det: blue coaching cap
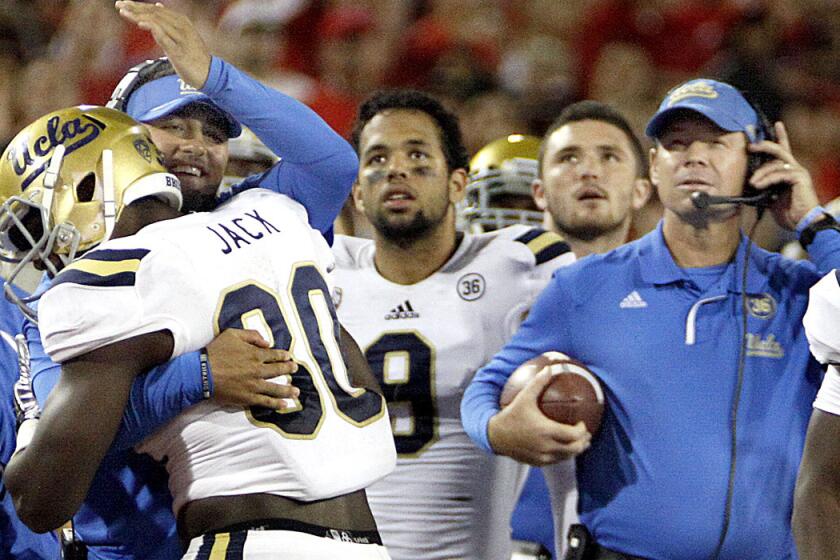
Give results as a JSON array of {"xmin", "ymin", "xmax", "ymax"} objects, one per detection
[
  {"xmin": 645, "ymin": 79, "xmax": 764, "ymax": 143},
  {"xmin": 125, "ymin": 74, "xmax": 242, "ymax": 138}
]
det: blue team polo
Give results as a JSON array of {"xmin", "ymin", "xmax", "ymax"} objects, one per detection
[{"xmin": 463, "ymin": 221, "xmax": 840, "ymax": 559}]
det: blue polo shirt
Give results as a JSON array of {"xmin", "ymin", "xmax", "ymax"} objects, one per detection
[{"xmin": 462, "ymin": 221, "xmax": 840, "ymax": 559}]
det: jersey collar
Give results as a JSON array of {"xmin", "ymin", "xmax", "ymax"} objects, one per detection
[{"xmin": 638, "ymin": 221, "xmax": 769, "ymax": 295}]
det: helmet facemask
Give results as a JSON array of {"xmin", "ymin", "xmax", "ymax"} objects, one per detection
[
  {"xmin": 0, "ymin": 145, "xmax": 84, "ymax": 321},
  {"xmin": 459, "ymin": 135, "xmax": 544, "ymax": 233},
  {"xmin": 0, "ymin": 106, "xmax": 182, "ymax": 322}
]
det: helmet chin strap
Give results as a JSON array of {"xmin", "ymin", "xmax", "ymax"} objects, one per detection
[{"xmin": 102, "ymin": 149, "xmax": 116, "ymax": 241}]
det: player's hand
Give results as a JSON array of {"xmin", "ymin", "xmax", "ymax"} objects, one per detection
[
  {"xmin": 115, "ymin": 1, "xmax": 212, "ymax": 88},
  {"xmin": 12, "ymin": 335, "xmax": 41, "ymax": 428},
  {"xmin": 206, "ymin": 329, "xmax": 300, "ymax": 410},
  {"xmin": 488, "ymin": 369, "xmax": 591, "ymax": 466},
  {"xmin": 748, "ymin": 121, "xmax": 819, "ymax": 230}
]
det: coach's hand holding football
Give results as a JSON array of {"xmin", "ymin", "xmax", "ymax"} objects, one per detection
[
  {"xmin": 488, "ymin": 368, "xmax": 591, "ymax": 466},
  {"xmin": 116, "ymin": 0, "xmax": 212, "ymax": 88}
]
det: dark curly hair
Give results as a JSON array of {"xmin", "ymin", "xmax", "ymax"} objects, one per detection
[{"xmin": 351, "ymin": 90, "xmax": 469, "ymax": 172}]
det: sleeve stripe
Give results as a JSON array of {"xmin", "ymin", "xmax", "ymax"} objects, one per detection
[
  {"xmin": 514, "ymin": 228, "xmax": 572, "ymax": 265},
  {"xmin": 82, "ymin": 248, "xmax": 150, "ymax": 262},
  {"xmin": 514, "ymin": 228, "xmax": 546, "ymax": 245},
  {"xmin": 50, "ymin": 269, "xmax": 137, "ymax": 288},
  {"xmin": 62, "ymin": 258, "xmax": 142, "ymax": 277},
  {"xmin": 533, "ymin": 241, "xmax": 572, "ymax": 265},
  {"xmin": 50, "ymin": 248, "xmax": 150, "ymax": 289},
  {"xmin": 526, "ymin": 232, "xmax": 561, "ymax": 256},
  {"xmin": 525, "ymin": 233, "xmax": 573, "ymax": 266}
]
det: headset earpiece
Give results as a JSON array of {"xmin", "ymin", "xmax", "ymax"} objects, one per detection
[
  {"xmin": 107, "ymin": 57, "xmax": 172, "ymax": 113},
  {"xmin": 740, "ymin": 91, "xmax": 789, "ymax": 205},
  {"xmin": 745, "ymin": 95, "xmax": 776, "ymax": 178}
]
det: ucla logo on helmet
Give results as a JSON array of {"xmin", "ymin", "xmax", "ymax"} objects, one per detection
[
  {"xmin": 8, "ymin": 115, "xmax": 105, "ymax": 190},
  {"xmin": 133, "ymin": 139, "xmax": 152, "ymax": 163}
]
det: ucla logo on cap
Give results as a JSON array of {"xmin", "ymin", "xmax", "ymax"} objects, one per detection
[
  {"xmin": 177, "ymin": 78, "xmax": 200, "ymax": 96},
  {"xmin": 666, "ymin": 81, "xmax": 719, "ymax": 106}
]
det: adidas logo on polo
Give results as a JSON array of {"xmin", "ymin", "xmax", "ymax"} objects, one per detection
[
  {"xmin": 619, "ymin": 291, "xmax": 647, "ymax": 309},
  {"xmin": 385, "ymin": 300, "xmax": 420, "ymax": 320}
]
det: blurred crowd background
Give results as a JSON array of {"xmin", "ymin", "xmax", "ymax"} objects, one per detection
[{"xmin": 4, "ymin": 0, "xmax": 840, "ymax": 206}]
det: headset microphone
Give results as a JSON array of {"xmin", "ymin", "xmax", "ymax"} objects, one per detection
[{"xmin": 690, "ymin": 184, "xmax": 789, "ymax": 210}]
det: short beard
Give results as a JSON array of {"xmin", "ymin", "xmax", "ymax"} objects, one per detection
[
  {"xmin": 372, "ymin": 211, "xmax": 435, "ymax": 249},
  {"xmin": 552, "ymin": 215, "xmax": 623, "ymax": 242},
  {"xmin": 182, "ymin": 190, "xmax": 218, "ymax": 213}
]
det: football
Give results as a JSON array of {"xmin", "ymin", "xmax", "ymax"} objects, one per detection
[{"xmin": 500, "ymin": 351, "xmax": 605, "ymax": 434}]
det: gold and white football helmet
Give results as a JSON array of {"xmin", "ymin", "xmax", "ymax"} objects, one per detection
[
  {"xmin": 461, "ymin": 134, "xmax": 543, "ymax": 232},
  {"xmin": 0, "ymin": 105, "xmax": 181, "ymax": 319}
]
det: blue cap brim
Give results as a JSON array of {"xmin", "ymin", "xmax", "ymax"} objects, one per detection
[
  {"xmin": 126, "ymin": 76, "xmax": 242, "ymax": 138},
  {"xmin": 645, "ymin": 79, "xmax": 763, "ymax": 142},
  {"xmin": 134, "ymin": 96, "xmax": 242, "ymax": 139},
  {"xmin": 645, "ymin": 103, "xmax": 746, "ymax": 139}
]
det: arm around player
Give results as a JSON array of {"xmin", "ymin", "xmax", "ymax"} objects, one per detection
[
  {"xmin": 7, "ymin": 330, "xmax": 175, "ymax": 531},
  {"xmin": 116, "ymin": 328, "xmax": 300, "ymax": 449},
  {"xmin": 8, "ymin": 321, "xmax": 301, "ymax": 531},
  {"xmin": 24, "ymin": 297, "xmax": 299, "ymax": 452}
]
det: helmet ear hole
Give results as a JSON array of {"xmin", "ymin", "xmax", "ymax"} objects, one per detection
[{"xmin": 76, "ymin": 173, "xmax": 96, "ymax": 203}]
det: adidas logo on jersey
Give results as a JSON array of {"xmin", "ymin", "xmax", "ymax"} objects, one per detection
[
  {"xmin": 385, "ymin": 300, "xmax": 420, "ymax": 320},
  {"xmin": 619, "ymin": 290, "xmax": 647, "ymax": 308}
]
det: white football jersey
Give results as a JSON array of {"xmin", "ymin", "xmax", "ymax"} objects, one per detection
[
  {"xmin": 40, "ymin": 188, "xmax": 396, "ymax": 515},
  {"xmin": 332, "ymin": 226, "xmax": 575, "ymax": 560},
  {"xmin": 804, "ymin": 270, "xmax": 840, "ymax": 415}
]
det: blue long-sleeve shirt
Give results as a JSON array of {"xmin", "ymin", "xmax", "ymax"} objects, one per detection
[
  {"xmin": 0, "ymin": 284, "xmax": 59, "ymax": 560},
  {"xmin": 25, "ymin": 56, "xmax": 357, "ymax": 560},
  {"xmin": 207, "ymin": 56, "xmax": 357, "ymax": 236},
  {"xmin": 462, "ymin": 219, "xmax": 840, "ymax": 560}
]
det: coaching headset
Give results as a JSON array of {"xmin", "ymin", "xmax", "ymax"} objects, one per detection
[
  {"xmin": 690, "ymin": 99, "xmax": 789, "ymax": 211},
  {"xmin": 107, "ymin": 57, "xmax": 174, "ymax": 112},
  {"xmin": 107, "ymin": 57, "xmax": 241, "ymax": 138},
  {"xmin": 646, "ymin": 79, "xmax": 790, "ymax": 213},
  {"xmin": 645, "ymin": 79, "xmax": 790, "ymax": 560}
]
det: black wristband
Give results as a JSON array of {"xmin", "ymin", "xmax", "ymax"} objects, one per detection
[
  {"xmin": 800, "ymin": 212, "xmax": 840, "ymax": 249},
  {"xmin": 199, "ymin": 348, "xmax": 212, "ymax": 399}
]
